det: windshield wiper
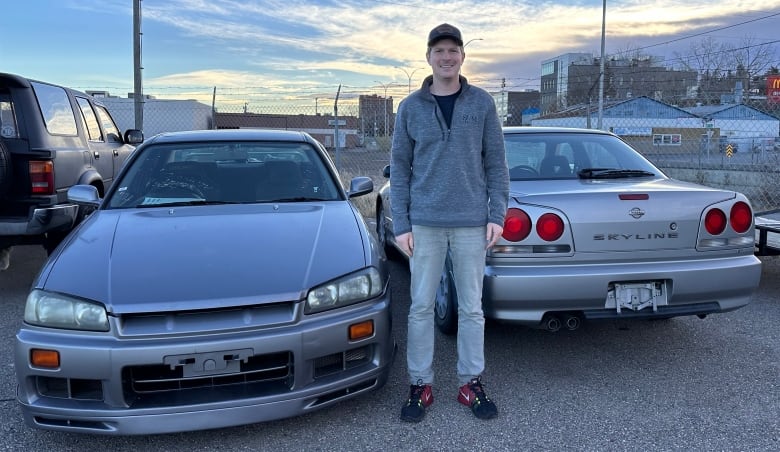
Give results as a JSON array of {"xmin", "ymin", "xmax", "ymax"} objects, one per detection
[
  {"xmin": 262, "ymin": 196, "xmax": 330, "ymax": 203},
  {"xmin": 577, "ymin": 168, "xmax": 656, "ymax": 179},
  {"xmin": 136, "ymin": 200, "xmax": 240, "ymax": 208}
]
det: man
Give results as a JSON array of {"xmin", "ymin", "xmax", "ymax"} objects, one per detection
[{"xmin": 390, "ymin": 23, "xmax": 509, "ymax": 422}]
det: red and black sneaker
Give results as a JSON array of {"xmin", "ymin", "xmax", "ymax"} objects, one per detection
[
  {"xmin": 400, "ymin": 381, "xmax": 433, "ymax": 422},
  {"xmin": 458, "ymin": 376, "xmax": 498, "ymax": 420}
]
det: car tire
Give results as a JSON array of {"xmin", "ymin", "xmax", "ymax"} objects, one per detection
[
  {"xmin": 0, "ymin": 140, "xmax": 11, "ymax": 196},
  {"xmin": 376, "ymin": 203, "xmax": 401, "ymax": 260},
  {"xmin": 434, "ymin": 252, "xmax": 458, "ymax": 335}
]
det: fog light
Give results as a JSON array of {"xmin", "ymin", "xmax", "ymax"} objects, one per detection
[
  {"xmin": 31, "ymin": 349, "xmax": 60, "ymax": 368},
  {"xmin": 349, "ymin": 320, "xmax": 374, "ymax": 341}
]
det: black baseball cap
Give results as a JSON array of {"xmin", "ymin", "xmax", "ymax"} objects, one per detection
[{"xmin": 427, "ymin": 23, "xmax": 463, "ymax": 47}]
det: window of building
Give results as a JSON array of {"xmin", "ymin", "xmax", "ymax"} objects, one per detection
[{"xmin": 653, "ymin": 134, "xmax": 682, "ymax": 146}]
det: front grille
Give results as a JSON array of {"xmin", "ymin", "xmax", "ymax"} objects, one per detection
[
  {"xmin": 314, "ymin": 345, "xmax": 372, "ymax": 378},
  {"xmin": 122, "ymin": 351, "xmax": 293, "ymax": 408},
  {"xmin": 35, "ymin": 376, "xmax": 103, "ymax": 401},
  {"xmin": 117, "ymin": 302, "xmax": 297, "ymax": 336}
]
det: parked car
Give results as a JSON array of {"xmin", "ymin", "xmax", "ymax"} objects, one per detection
[
  {"xmin": 14, "ymin": 129, "xmax": 394, "ymax": 435},
  {"xmin": 377, "ymin": 127, "xmax": 761, "ymax": 333},
  {"xmin": 0, "ymin": 73, "xmax": 143, "ymax": 269}
]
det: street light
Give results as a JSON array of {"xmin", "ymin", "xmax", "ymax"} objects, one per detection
[
  {"xmin": 395, "ymin": 67, "xmax": 424, "ymax": 93},
  {"xmin": 463, "ymin": 38, "xmax": 483, "ymax": 48},
  {"xmin": 374, "ymin": 81, "xmax": 396, "ymax": 137}
]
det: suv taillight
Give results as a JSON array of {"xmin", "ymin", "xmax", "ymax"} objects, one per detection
[{"xmin": 29, "ymin": 161, "xmax": 54, "ymax": 195}]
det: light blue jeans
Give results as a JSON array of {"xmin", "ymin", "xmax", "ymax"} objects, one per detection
[{"xmin": 407, "ymin": 225, "xmax": 487, "ymax": 386}]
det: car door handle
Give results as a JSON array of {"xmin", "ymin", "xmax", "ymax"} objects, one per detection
[
  {"xmin": 93, "ymin": 151, "xmax": 100, "ymax": 159},
  {"xmin": 113, "ymin": 149, "xmax": 119, "ymax": 156}
]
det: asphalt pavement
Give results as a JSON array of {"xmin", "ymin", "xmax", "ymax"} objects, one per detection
[{"xmin": 0, "ymin": 245, "xmax": 778, "ymax": 451}]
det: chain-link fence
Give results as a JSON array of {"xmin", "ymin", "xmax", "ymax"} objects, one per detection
[{"xmin": 101, "ymin": 89, "xmax": 780, "ymax": 218}]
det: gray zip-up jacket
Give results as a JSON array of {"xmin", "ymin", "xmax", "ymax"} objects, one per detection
[{"xmin": 390, "ymin": 75, "xmax": 509, "ymax": 236}]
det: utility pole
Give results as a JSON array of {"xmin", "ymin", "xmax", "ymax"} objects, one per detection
[
  {"xmin": 133, "ymin": 0, "xmax": 143, "ymax": 131},
  {"xmin": 501, "ymin": 77, "xmax": 506, "ymax": 126},
  {"xmin": 597, "ymin": 0, "xmax": 607, "ymax": 129},
  {"xmin": 334, "ymin": 85, "xmax": 341, "ymax": 169}
]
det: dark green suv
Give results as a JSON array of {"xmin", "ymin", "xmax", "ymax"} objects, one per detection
[{"xmin": 0, "ymin": 73, "xmax": 143, "ymax": 269}]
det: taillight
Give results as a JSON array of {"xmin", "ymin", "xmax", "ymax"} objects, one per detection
[
  {"xmin": 502, "ymin": 208, "xmax": 532, "ymax": 242},
  {"xmin": 29, "ymin": 161, "xmax": 54, "ymax": 195},
  {"xmin": 536, "ymin": 213, "xmax": 565, "ymax": 241},
  {"xmin": 704, "ymin": 208, "xmax": 727, "ymax": 235},
  {"xmin": 729, "ymin": 201, "xmax": 752, "ymax": 233}
]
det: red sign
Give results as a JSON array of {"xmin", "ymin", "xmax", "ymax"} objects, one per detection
[{"xmin": 769, "ymin": 75, "xmax": 780, "ymax": 103}]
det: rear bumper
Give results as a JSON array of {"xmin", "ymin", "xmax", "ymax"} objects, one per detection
[
  {"xmin": 0, "ymin": 204, "xmax": 78, "ymax": 240},
  {"xmin": 482, "ymin": 253, "xmax": 762, "ymax": 326}
]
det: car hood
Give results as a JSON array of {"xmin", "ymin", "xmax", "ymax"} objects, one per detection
[{"xmin": 40, "ymin": 203, "xmax": 368, "ymax": 314}]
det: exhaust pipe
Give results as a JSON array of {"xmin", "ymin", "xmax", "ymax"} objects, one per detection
[
  {"xmin": 543, "ymin": 315, "xmax": 561, "ymax": 332},
  {"xmin": 564, "ymin": 314, "xmax": 581, "ymax": 331}
]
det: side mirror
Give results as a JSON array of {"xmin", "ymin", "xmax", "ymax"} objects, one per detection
[
  {"xmin": 348, "ymin": 176, "xmax": 373, "ymax": 198},
  {"xmin": 67, "ymin": 184, "xmax": 101, "ymax": 207},
  {"xmin": 382, "ymin": 165, "xmax": 390, "ymax": 179},
  {"xmin": 124, "ymin": 129, "xmax": 144, "ymax": 145}
]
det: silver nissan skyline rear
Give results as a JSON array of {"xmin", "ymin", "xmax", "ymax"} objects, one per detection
[{"xmin": 376, "ymin": 127, "xmax": 761, "ymax": 333}]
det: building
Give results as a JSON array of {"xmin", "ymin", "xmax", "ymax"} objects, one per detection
[
  {"xmin": 504, "ymin": 90, "xmax": 541, "ymax": 126},
  {"xmin": 214, "ymin": 112, "xmax": 361, "ymax": 149},
  {"xmin": 540, "ymin": 53, "xmax": 592, "ymax": 114},
  {"xmin": 531, "ymin": 95, "xmax": 779, "ymax": 155},
  {"xmin": 540, "ymin": 53, "xmax": 698, "ymax": 115},
  {"xmin": 358, "ymin": 94, "xmax": 394, "ymax": 138},
  {"xmin": 88, "ymin": 91, "xmax": 213, "ymax": 138}
]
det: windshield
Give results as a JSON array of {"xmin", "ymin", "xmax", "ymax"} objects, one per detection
[
  {"xmin": 505, "ymin": 132, "xmax": 662, "ymax": 180},
  {"xmin": 105, "ymin": 141, "xmax": 342, "ymax": 209}
]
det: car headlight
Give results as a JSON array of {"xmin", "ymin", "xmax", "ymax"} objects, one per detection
[
  {"xmin": 24, "ymin": 289, "xmax": 109, "ymax": 331},
  {"xmin": 305, "ymin": 267, "xmax": 383, "ymax": 314}
]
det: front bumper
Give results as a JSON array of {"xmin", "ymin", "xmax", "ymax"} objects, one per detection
[
  {"xmin": 14, "ymin": 294, "xmax": 393, "ymax": 435},
  {"xmin": 482, "ymin": 253, "xmax": 761, "ymax": 326}
]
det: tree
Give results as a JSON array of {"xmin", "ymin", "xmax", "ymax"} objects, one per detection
[
  {"xmin": 674, "ymin": 36, "xmax": 777, "ymax": 105},
  {"xmin": 728, "ymin": 37, "xmax": 777, "ymax": 96}
]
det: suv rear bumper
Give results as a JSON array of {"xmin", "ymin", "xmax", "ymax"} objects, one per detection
[{"xmin": 0, "ymin": 204, "xmax": 78, "ymax": 238}]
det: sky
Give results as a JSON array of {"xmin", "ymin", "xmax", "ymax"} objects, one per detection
[{"xmin": 2, "ymin": 0, "xmax": 780, "ymax": 112}]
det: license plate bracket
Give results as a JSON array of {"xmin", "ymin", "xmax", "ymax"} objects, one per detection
[
  {"xmin": 605, "ymin": 281, "xmax": 668, "ymax": 313},
  {"xmin": 164, "ymin": 348, "xmax": 253, "ymax": 377}
]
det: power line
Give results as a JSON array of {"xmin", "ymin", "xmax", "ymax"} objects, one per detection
[{"xmin": 621, "ymin": 10, "xmax": 780, "ymax": 54}]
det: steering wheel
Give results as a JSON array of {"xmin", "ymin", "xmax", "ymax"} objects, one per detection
[{"xmin": 510, "ymin": 165, "xmax": 538, "ymax": 179}]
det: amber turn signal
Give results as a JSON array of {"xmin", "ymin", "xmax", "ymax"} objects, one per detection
[
  {"xmin": 30, "ymin": 349, "xmax": 60, "ymax": 368},
  {"xmin": 348, "ymin": 320, "xmax": 374, "ymax": 341}
]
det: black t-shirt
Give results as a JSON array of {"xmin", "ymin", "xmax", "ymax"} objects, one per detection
[{"xmin": 433, "ymin": 88, "xmax": 462, "ymax": 129}]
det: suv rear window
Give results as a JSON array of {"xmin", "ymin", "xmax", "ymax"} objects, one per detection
[
  {"xmin": 31, "ymin": 81, "xmax": 78, "ymax": 136},
  {"xmin": 0, "ymin": 91, "xmax": 18, "ymax": 139}
]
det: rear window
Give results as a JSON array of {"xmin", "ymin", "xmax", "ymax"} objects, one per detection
[
  {"xmin": 505, "ymin": 132, "xmax": 659, "ymax": 180},
  {"xmin": 31, "ymin": 81, "xmax": 78, "ymax": 136},
  {"xmin": 0, "ymin": 91, "xmax": 19, "ymax": 138}
]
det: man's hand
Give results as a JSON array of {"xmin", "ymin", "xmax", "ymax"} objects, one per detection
[
  {"xmin": 396, "ymin": 232, "xmax": 414, "ymax": 257},
  {"xmin": 486, "ymin": 222, "xmax": 503, "ymax": 249}
]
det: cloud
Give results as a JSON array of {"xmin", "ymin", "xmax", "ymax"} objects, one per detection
[{"xmin": 86, "ymin": 0, "xmax": 780, "ymax": 105}]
